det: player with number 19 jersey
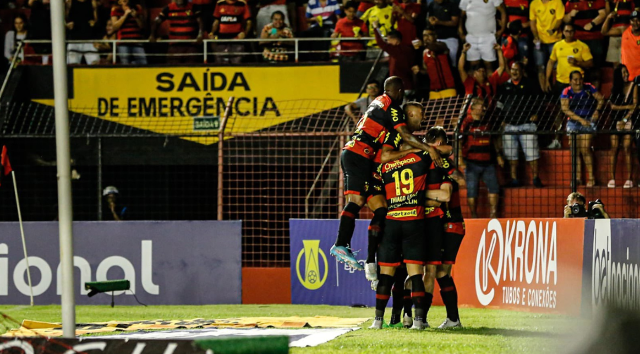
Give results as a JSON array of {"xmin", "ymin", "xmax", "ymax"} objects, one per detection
[{"xmin": 377, "ymin": 150, "xmax": 434, "ymax": 266}]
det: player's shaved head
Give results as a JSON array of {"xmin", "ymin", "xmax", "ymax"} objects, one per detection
[
  {"xmin": 404, "ymin": 101, "xmax": 424, "ymax": 132},
  {"xmin": 384, "ymin": 76, "xmax": 405, "ymax": 102}
]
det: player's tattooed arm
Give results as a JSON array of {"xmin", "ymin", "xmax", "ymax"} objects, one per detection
[{"xmin": 396, "ymin": 125, "xmax": 443, "ymax": 166}]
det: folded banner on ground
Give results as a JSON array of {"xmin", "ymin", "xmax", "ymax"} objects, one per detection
[{"xmin": 2, "ymin": 317, "xmax": 369, "ymax": 337}]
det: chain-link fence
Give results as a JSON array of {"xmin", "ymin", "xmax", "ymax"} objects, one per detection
[{"xmin": 1, "ymin": 94, "xmax": 639, "ymax": 266}]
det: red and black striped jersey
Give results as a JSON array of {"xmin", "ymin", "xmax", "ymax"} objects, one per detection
[
  {"xmin": 460, "ymin": 120, "xmax": 494, "ymax": 164},
  {"xmin": 160, "ymin": 2, "xmax": 201, "ymax": 40},
  {"xmin": 442, "ymin": 158, "xmax": 463, "ymax": 223},
  {"xmin": 213, "ymin": 0, "xmax": 252, "ymax": 38},
  {"xmin": 565, "ymin": 0, "xmax": 606, "ymax": 40},
  {"xmin": 344, "ymin": 94, "xmax": 407, "ymax": 161},
  {"xmin": 424, "ymin": 157, "xmax": 455, "ymax": 219},
  {"xmin": 382, "ymin": 151, "xmax": 433, "ymax": 221},
  {"xmin": 111, "ymin": 5, "xmax": 144, "ymax": 40},
  {"xmin": 504, "ymin": 0, "xmax": 530, "ymax": 36},
  {"xmin": 612, "ymin": 0, "xmax": 636, "ymax": 28}
]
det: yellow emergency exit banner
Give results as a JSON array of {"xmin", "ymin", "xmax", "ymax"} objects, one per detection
[{"xmin": 33, "ymin": 66, "xmax": 357, "ymax": 145}]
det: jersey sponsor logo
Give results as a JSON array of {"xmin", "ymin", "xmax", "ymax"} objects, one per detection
[
  {"xmin": 220, "ymin": 15, "xmax": 239, "ymax": 22},
  {"xmin": 383, "ymin": 156, "xmax": 416, "ymax": 171},
  {"xmin": 475, "ymin": 219, "xmax": 558, "ymax": 308},
  {"xmin": 391, "ymin": 108, "xmax": 399, "ymax": 122},
  {"xmin": 387, "ymin": 209, "xmax": 418, "ymax": 218},
  {"xmin": 296, "ymin": 239, "xmax": 328, "ymax": 290}
]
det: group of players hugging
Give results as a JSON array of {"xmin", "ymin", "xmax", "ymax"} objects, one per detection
[{"xmin": 330, "ymin": 76, "xmax": 465, "ymax": 330}]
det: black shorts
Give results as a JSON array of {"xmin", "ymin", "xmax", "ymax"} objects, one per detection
[
  {"xmin": 341, "ymin": 150, "xmax": 383, "ymax": 198},
  {"xmin": 424, "ymin": 217, "xmax": 444, "ymax": 265},
  {"xmin": 377, "ymin": 219, "xmax": 427, "ymax": 266},
  {"xmin": 442, "ymin": 222, "xmax": 465, "ymax": 264}
]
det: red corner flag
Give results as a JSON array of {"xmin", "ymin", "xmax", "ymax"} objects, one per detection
[{"xmin": 1, "ymin": 145, "xmax": 13, "ymax": 186}]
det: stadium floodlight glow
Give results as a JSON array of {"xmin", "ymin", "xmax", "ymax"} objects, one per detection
[{"xmin": 85, "ymin": 280, "xmax": 131, "ymax": 307}]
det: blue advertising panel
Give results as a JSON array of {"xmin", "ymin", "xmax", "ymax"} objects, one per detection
[
  {"xmin": 289, "ymin": 219, "xmax": 377, "ymax": 306},
  {"xmin": 581, "ymin": 219, "xmax": 640, "ymax": 316},
  {"xmin": 0, "ymin": 221, "xmax": 242, "ymax": 305}
]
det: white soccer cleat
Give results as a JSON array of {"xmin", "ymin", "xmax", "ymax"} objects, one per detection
[
  {"xmin": 402, "ymin": 314, "xmax": 413, "ymax": 328},
  {"xmin": 368, "ymin": 319, "xmax": 384, "ymax": 329},
  {"xmin": 437, "ymin": 318, "xmax": 462, "ymax": 329},
  {"xmin": 365, "ymin": 263, "xmax": 378, "ymax": 281},
  {"xmin": 410, "ymin": 319, "xmax": 428, "ymax": 330}
]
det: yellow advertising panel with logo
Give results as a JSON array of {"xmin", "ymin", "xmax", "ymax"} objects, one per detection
[{"xmin": 33, "ymin": 66, "xmax": 357, "ymax": 145}]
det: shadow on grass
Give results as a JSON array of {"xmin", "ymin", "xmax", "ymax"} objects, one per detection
[{"xmin": 451, "ymin": 327, "xmax": 562, "ymax": 338}]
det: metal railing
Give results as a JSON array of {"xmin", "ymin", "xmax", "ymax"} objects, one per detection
[{"xmin": 19, "ymin": 37, "xmax": 378, "ymax": 65}]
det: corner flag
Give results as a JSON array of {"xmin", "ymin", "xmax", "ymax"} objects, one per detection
[{"xmin": 1, "ymin": 145, "xmax": 12, "ymax": 186}]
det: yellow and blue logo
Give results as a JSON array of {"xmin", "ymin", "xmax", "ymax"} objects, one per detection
[{"xmin": 296, "ymin": 240, "xmax": 328, "ymax": 290}]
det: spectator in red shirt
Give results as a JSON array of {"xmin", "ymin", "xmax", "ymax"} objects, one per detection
[
  {"xmin": 211, "ymin": 0, "xmax": 251, "ymax": 64},
  {"xmin": 150, "ymin": 0, "xmax": 204, "ymax": 64},
  {"xmin": 111, "ymin": 0, "xmax": 146, "ymax": 64},
  {"xmin": 331, "ymin": 1, "xmax": 365, "ymax": 61},
  {"xmin": 392, "ymin": 0, "xmax": 420, "ymax": 46},
  {"xmin": 501, "ymin": 20, "xmax": 527, "ymax": 67},
  {"xmin": 412, "ymin": 27, "xmax": 457, "ymax": 99},
  {"xmin": 458, "ymin": 42, "xmax": 507, "ymax": 100},
  {"xmin": 373, "ymin": 21, "xmax": 416, "ymax": 92}
]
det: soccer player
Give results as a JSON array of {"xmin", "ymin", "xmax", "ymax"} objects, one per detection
[
  {"xmin": 330, "ymin": 77, "xmax": 442, "ymax": 271},
  {"xmin": 369, "ymin": 103, "xmax": 434, "ymax": 330},
  {"xmin": 436, "ymin": 157, "xmax": 466, "ymax": 328}
]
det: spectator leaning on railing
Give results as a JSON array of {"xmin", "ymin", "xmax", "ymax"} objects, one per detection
[
  {"xmin": 427, "ymin": 0, "xmax": 460, "ymax": 67},
  {"xmin": 607, "ymin": 64, "xmax": 638, "ymax": 188},
  {"xmin": 563, "ymin": 0, "xmax": 606, "ymax": 87},
  {"xmin": 66, "ymin": 0, "xmax": 100, "ymax": 65},
  {"xmin": 211, "ymin": 0, "xmax": 252, "ymax": 64},
  {"xmin": 256, "ymin": 0, "xmax": 290, "ymax": 39},
  {"xmin": 111, "ymin": 0, "xmax": 147, "ymax": 64},
  {"xmin": 412, "ymin": 27, "xmax": 456, "ymax": 100},
  {"xmin": 150, "ymin": 0, "xmax": 203, "ymax": 64},
  {"xmin": 560, "ymin": 70, "xmax": 604, "ymax": 187},
  {"xmin": 601, "ymin": 1, "xmax": 635, "ymax": 68},
  {"xmin": 529, "ymin": 0, "xmax": 564, "ymax": 94},
  {"xmin": 332, "ymin": 1, "xmax": 365, "ymax": 61},
  {"xmin": 4, "ymin": 13, "xmax": 28, "ymax": 64},
  {"xmin": 259, "ymin": 10, "xmax": 293, "ymax": 62},
  {"xmin": 545, "ymin": 23, "xmax": 593, "ymax": 96},
  {"xmin": 498, "ymin": 61, "xmax": 544, "ymax": 188},
  {"xmin": 192, "ymin": 0, "xmax": 215, "ymax": 35},
  {"xmin": 94, "ymin": 18, "xmax": 116, "ymax": 64}
]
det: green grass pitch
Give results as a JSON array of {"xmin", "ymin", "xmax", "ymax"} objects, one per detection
[{"xmin": 0, "ymin": 304, "xmax": 572, "ymax": 353}]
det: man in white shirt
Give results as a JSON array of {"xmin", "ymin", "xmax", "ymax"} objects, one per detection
[{"xmin": 458, "ymin": 0, "xmax": 506, "ymax": 73}]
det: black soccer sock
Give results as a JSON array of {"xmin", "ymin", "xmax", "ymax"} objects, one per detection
[
  {"xmin": 375, "ymin": 274, "xmax": 394, "ymax": 319},
  {"xmin": 437, "ymin": 275, "xmax": 459, "ymax": 322},
  {"xmin": 366, "ymin": 208, "xmax": 387, "ymax": 263},
  {"xmin": 390, "ymin": 284, "xmax": 403, "ymax": 324},
  {"xmin": 403, "ymin": 289, "xmax": 413, "ymax": 318},
  {"xmin": 409, "ymin": 275, "xmax": 426, "ymax": 322},
  {"xmin": 424, "ymin": 292, "xmax": 434, "ymax": 318},
  {"xmin": 335, "ymin": 202, "xmax": 361, "ymax": 247}
]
